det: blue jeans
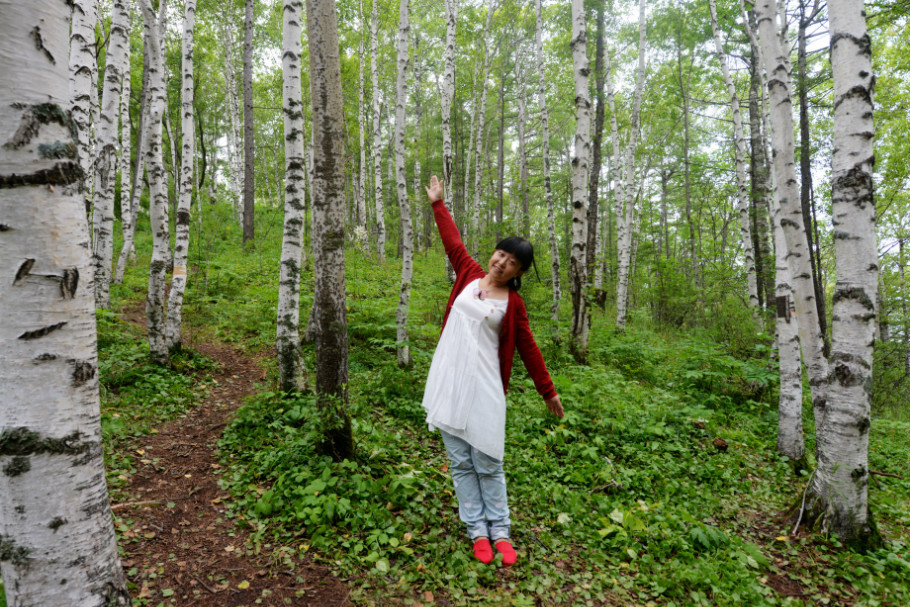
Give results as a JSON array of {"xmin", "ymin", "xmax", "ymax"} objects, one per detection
[{"xmin": 440, "ymin": 430, "xmax": 511, "ymax": 541}]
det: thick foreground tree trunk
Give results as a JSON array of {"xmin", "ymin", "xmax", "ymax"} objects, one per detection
[
  {"xmin": 306, "ymin": 0, "xmax": 353, "ymax": 461},
  {"xmin": 0, "ymin": 4, "xmax": 130, "ymax": 605}
]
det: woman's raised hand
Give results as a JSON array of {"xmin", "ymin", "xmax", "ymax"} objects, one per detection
[{"xmin": 425, "ymin": 175, "xmax": 444, "ymax": 203}]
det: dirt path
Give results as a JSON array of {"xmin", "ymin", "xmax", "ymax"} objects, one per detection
[{"xmin": 111, "ymin": 338, "xmax": 350, "ymax": 607}]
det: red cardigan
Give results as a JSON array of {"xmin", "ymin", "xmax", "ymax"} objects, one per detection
[{"xmin": 432, "ymin": 199, "xmax": 557, "ymax": 401}]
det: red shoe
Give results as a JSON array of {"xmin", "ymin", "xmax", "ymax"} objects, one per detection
[
  {"xmin": 472, "ymin": 538, "xmax": 494, "ymax": 564},
  {"xmin": 495, "ymin": 539, "xmax": 517, "ymax": 567}
]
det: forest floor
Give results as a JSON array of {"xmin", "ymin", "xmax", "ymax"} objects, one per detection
[{"xmin": 109, "ymin": 306, "xmax": 350, "ymax": 607}]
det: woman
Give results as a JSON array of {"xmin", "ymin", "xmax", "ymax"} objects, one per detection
[{"xmin": 421, "ymin": 175, "xmax": 563, "ymax": 567}]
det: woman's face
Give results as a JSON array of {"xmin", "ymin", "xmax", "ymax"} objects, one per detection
[{"xmin": 487, "ymin": 249, "xmax": 524, "ymax": 285}]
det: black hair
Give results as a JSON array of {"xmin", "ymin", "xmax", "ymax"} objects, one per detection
[{"xmin": 494, "ymin": 236, "xmax": 540, "ymax": 291}]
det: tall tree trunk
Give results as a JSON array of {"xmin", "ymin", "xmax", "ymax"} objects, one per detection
[
  {"xmin": 461, "ymin": 58, "xmax": 477, "ymax": 237},
  {"xmin": 755, "ymin": 0, "xmax": 829, "ymax": 430},
  {"xmin": 569, "ymin": 0, "xmax": 591, "ymax": 362},
  {"xmin": 370, "ymin": 0, "xmax": 385, "ymax": 262},
  {"xmin": 306, "ymin": 0, "xmax": 353, "ymax": 461},
  {"xmin": 68, "ymin": 0, "xmax": 98, "ymax": 218},
  {"xmin": 440, "ymin": 0, "xmax": 458, "ymax": 280},
  {"xmin": 676, "ymin": 24, "xmax": 698, "ymax": 288},
  {"xmin": 804, "ymin": 0, "xmax": 879, "ymax": 548},
  {"xmin": 616, "ymin": 0, "xmax": 647, "ymax": 331},
  {"xmin": 117, "ymin": 27, "xmax": 133, "ymax": 279},
  {"xmin": 91, "ymin": 0, "xmax": 131, "ymax": 310},
  {"xmin": 222, "ymin": 9, "xmax": 243, "ymax": 223},
  {"xmin": 242, "ymin": 0, "xmax": 255, "ymax": 243},
  {"xmin": 394, "ymin": 0, "xmax": 413, "ymax": 368},
  {"xmin": 164, "ymin": 0, "xmax": 196, "ymax": 352},
  {"xmin": 0, "ymin": 5, "xmax": 130, "ymax": 605},
  {"xmin": 586, "ymin": 2, "xmax": 606, "ymax": 285},
  {"xmin": 604, "ymin": 39, "xmax": 622, "ymax": 294},
  {"xmin": 355, "ymin": 0, "xmax": 368, "ymax": 250},
  {"xmin": 798, "ymin": 0, "xmax": 829, "ymax": 353},
  {"xmin": 140, "ymin": 0, "xmax": 170, "ymax": 365},
  {"xmin": 277, "ymin": 0, "xmax": 308, "ymax": 393},
  {"xmin": 516, "ymin": 56, "xmax": 530, "ymax": 241},
  {"xmin": 535, "ymin": 0, "xmax": 560, "ymax": 338},
  {"xmin": 471, "ymin": 0, "xmax": 494, "ymax": 259},
  {"xmin": 496, "ymin": 59, "xmax": 506, "ymax": 240},
  {"xmin": 709, "ymin": 0, "xmax": 760, "ymax": 322}
]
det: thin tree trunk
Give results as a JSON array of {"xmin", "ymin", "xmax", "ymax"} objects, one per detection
[
  {"xmin": 569, "ymin": 0, "xmax": 591, "ymax": 362},
  {"xmin": 117, "ymin": 28, "xmax": 133, "ymax": 279},
  {"xmin": 471, "ymin": 0, "xmax": 494, "ymax": 259},
  {"xmin": 516, "ymin": 56, "xmax": 530, "ymax": 241},
  {"xmin": 222, "ymin": 9, "xmax": 243, "ymax": 222},
  {"xmin": 806, "ymin": 0, "xmax": 879, "ymax": 548},
  {"xmin": 370, "ymin": 0, "xmax": 385, "ymax": 262},
  {"xmin": 277, "ymin": 0, "xmax": 308, "ymax": 393},
  {"xmin": 709, "ymin": 0, "xmax": 760, "ymax": 322},
  {"xmin": 586, "ymin": 2, "xmax": 606, "ymax": 285},
  {"xmin": 616, "ymin": 0, "xmax": 647, "ymax": 331},
  {"xmin": 140, "ymin": 0, "xmax": 170, "ymax": 365},
  {"xmin": 676, "ymin": 25, "xmax": 698, "ymax": 288},
  {"xmin": 496, "ymin": 60, "xmax": 506, "ymax": 240},
  {"xmin": 0, "ymin": 4, "xmax": 130, "ymax": 605},
  {"xmin": 355, "ymin": 0, "xmax": 368, "ymax": 250},
  {"xmin": 394, "ymin": 0, "xmax": 413, "ymax": 368},
  {"xmin": 92, "ymin": 0, "xmax": 131, "ymax": 310},
  {"xmin": 164, "ymin": 0, "xmax": 196, "ymax": 352},
  {"xmin": 754, "ymin": 0, "xmax": 829, "ymax": 429},
  {"xmin": 535, "ymin": 0, "xmax": 560, "ymax": 338},
  {"xmin": 242, "ymin": 0, "xmax": 255, "ymax": 243},
  {"xmin": 306, "ymin": 0, "xmax": 353, "ymax": 461},
  {"xmin": 68, "ymin": 0, "xmax": 98, "ymax": 218},
  {"xmin": 440, "ymin": 0, "xmax": 458, "ymax": 280}
]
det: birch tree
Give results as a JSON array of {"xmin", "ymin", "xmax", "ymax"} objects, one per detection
[
  {"xmin": 708, "ymin": 0, "xmax": 760, "ymax": 322},
  {"xmin": 91, "ymin": 0, "xmax": 131, "ymax": 310},
  {"xmin": 806, "ymin": 0, "xmax": 879, "ymax": 547},
  {"xmin": 68, "ymin": 0, "xmax": 98, "ymax": 217},
  {"xmin": 117, "ymin": 35, "xmax": 133, "ymax": 276},
  {"xmin": 369, "ymin": 0, "xmax": 386, "ymax": 262},
  {"xmin": 140, "ymin": 0, "xmax": 171, "ymax": 365},
  {"xmin": 516, "ymin": 54, "xmax": 530, "ymax": 241},
  {"xmin": 535, "ymin": 0, "xmax": 560, "ymax": 338},
  {"xmin": 586, "ymin": 2, "xmax": 606, "ymax": 286},
  {"xmin": 471, "ymin": 0, "xmax": 495, "ymax": 258},
  {"xmin": 306, "ymin": 0, "xmax": 353, "ymax": 460},
  {"xmin": 356, "ymin": 0, "xmax": 368, "ymax": 250},
  {"xmin": 277, "ymin": 0, "xmax": 308, "ymax": 393},
  {"xmin": 222, "ymin": 9, "xmax": 243, "ymax": 222},
  {"xmin": 568, "ymin": 0, "xmax": 591, "ymax": 362},
  {"xmin": 616, "ymin": 0, "xmax": 647, "ymax": 331},
  {"xmin": 440, "ymin": 0, "xmax": 458, "ymax": 281},
  {"xmin": 0, "ymin": 3, "xmax": 130, "ymax": 604},
  {"xmin": 164, "ymin": 0, "xmax": 197, "ymax": 352},
  {"xmin": 242, "ymin": 0, "xmax": 255, "ymax": 243},
  {"xmin": 394, "ymin": 0, "xmax": 413, "ymax": 368},
  {"xmin": 754, "ymin": 0, "xmax": 829, "ymax": 426}
]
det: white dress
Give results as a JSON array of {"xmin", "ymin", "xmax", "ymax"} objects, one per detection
[{"xmin": 422, "ymin": 278, "xmax": 508, "ymax": 460}]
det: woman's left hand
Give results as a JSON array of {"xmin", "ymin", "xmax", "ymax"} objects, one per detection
[{"xmin": 545, "ymin": 395, "xmax": 564, "ymax": 418}]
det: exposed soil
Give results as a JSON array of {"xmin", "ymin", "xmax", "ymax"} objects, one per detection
[{"xmin": 111, "ymin": 334, "xmax": 350, "ymax": 607}]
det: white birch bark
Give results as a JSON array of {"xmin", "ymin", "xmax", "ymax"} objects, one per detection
[
  {"xmin": 356, "ymin": 0, "xmax": 368, "ymax": 250},
  {"xmin": 140, "ymin": 0, "xmax": 170, "ymax": 365},
  {"xmin": 569, "ymin": 0, "xmax": 591, "ymax": 361},
  {"xmin": 471, "ymin": 0, "xmax": 495, "ymax": 259},
  {"xmin": 755, "ymin": 0, "xmax": 829, "ymax": 428},
  {"xmin": 242, "ymin": 0, "xmax": 255, "ymax": 243},
  {"xmin": 535, "ymin": 0, "xmax": 560, "ymax": 336},
  {"xmin": 164, "ymin": 0, "xmax": 196, "ymax": 351},
  {"xmin": 370, "ymin": 0, "xmax": 385, "ymax": 262},
  {"xmin": 394, "ymin": 0, "xmax": 412, "ymax": 367},
  {"xmin": 461, "ymin": 60, "xmax": 477, "ymax": 229},
  {"xmin": 222, "ymin": 10, "xmax": 243, "ymax": 223},
  {"xmin": 516, "ymin": 55, "xmax": 530, "ymax": 240},
  {"xmin": 709, "ymin": 0, "xmax": 760, "ymax": 321},
  {"xmin": 306, "ymin": 0, "xmax": 353, "ymax": 460},
  {"xmin": 118, "ymin": 39, "xmax": 132, "ymax": 277},
  {"xmin": 440, "ymin": 0, "xmax": 458, "ymax": 282},
  {"xmin": 277, "ymin": 0, "xmax": 307, "ymax": 393},
  {"xmin": 616, "ymin": 0, "xmax": 647, "ymax": 331},
  {"xmin": 68, "ymin": 0, "xmax": 99, "ymax": 216},
  {"xmin": 92, "ymin": 0, "xmax": 131, "ymax": 311},
  {"xmin": 0, "ymin": 3, "xmax": 130, "ymax": 605},
  {"xmin": 810, "ymin": 0, "xmax": 878, "ymax": 547}
]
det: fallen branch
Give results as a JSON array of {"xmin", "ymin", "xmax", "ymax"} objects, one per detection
[
  {"xmin": 791, "ymin": 469, "xmax": 817, "ymax": 536},
  {"xmin": 191, "ymin": 573, "xmax": 219, "ymax": 595},
  {"xmin": 870, "ymin": 470, "xmax": 904, "ymax": 480},
  {"xmin": 111, "ymin": 500, "xmax": 161, "ymax": 511}
]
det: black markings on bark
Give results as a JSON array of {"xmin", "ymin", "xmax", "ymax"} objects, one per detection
[
  {"xmin": 3, "ymin": 456, "xmax": 31, "ymax": 477},
  {"xmin": 4, "ymin": 103, "xmax": 77, "ymax": 149},
  {"xmin": 0, "ymin": 534, "xmax": 31, "ymax": 565},
  {"xmin": 0, "ymin": 162, "xmax": 84, "ymax": 189},
  {"xmin": 47, "ymin": 516, "xmax": 68, "ymax": 532},
  {"xmin": 101, "ymin": 581, "xmax": 132, "ymax": 607},
  {"xmin": 0, "ymin": 428, "xmax": 91, "ymax": 457},
  {"xmin": 30, "ymin": 26, "xmax": 56, "ymax": 64},
  {"xmin": 18, "ymin": 321, "xmax": 67, "ymax": 340},
  {"xmin": 69, "ymin": 359, "xmax": 95, "ymax": 386},
  {"xmin": 61, "ymin": 267, "xmax": 79, "ymax": 299},
  {"xmin": 14, "ymin": 258, "xmax": 35, "ymax": 285},
  {"xmin": 833, "ymin": 286, "xmax": 875, "ymax": 310},
  {"xmin": 38, "ymin": 141, "xmax": 78, "ymax": 159},
  {"xmin": 0, "ymin": 224, "xmax": 10, "ymax": 231},
  {"xmin": 33, "ymin": 353, "xmax": 58, "ymax": 362},
  {"xmin": 14, "ymin": 505, "xmax": 25, "ymax": 514},
  {"xmin": 176, "ymin": 209, "xmax": 191, "ymax": 226},
  {"xmin": 780, "ymin": 218, "xmax": 800, "ymax": 229}
]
